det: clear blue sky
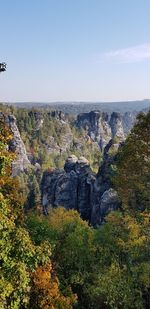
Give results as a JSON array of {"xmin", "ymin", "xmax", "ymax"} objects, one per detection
[{"xmin": 0, "ymin": 0, "xmax": 150, "ymax": 102}]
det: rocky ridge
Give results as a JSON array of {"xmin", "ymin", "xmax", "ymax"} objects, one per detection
[{"xmin": 27, "ymin": 109, "xmax": 134, "ymax": 155}]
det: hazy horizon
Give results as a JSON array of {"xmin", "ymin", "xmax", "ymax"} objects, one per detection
[{"xmin": 4, "ymin": 98, "xmax": 150, "ymax": 104}]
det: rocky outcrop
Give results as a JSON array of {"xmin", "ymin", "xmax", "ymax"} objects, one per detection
[
  {"xmin": 76, "ymin": 110, "xmax": 128, "ymax": 151},
  {"xmin": 0, "ymin": 113, "xmax": 30, "ymax": 176},
  {"xmin": 122, "ymin": 111, "xmax": 137, "ymax": 134},
  {"xmin": 91, "ymin": 188, "xmax": 119, "ymax": 226},
  {"xmin": 28, "ymin": 111, "xmax": 44, "ymax": 131},
  {"xmin": 48, "ymin": 110, "xmax": 69, "ymax": 123},
  {"xmin": 42, "ymin": 155, "xmax": 94, "ymax": 221},
  {"xmin": 47, "ymin": 125, "xmax": 73, "ymax": 155},
  {"xmin": 41, "ymin": 147, "xmax": 120, "ymax": 225},
  {"xmin": 76, "ymin": 111, "xmax": 112, "ymax": 151},
  {"xmin": 90, "ymin": 139, "xmax": 121, "ymax": 225},
  {"xmin": 109, "ymin": 112, "xmax": 125, "ymax": 140}
]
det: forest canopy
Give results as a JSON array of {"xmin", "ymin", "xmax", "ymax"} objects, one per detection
[{"xmin": 0, "ymin": 110, "xmax": 150, "ymax": 308}]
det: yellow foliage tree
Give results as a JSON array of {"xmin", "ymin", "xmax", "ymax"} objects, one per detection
[{"xmin": 30, "ymin": 262, "xmax": 76, "ymax": 309}]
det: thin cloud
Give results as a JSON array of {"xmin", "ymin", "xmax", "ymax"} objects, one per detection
[{"xmin": 99, "ymin": 44, "xmax": 150, "ymax": 63}]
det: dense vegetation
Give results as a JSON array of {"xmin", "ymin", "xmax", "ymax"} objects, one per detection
[
  {"xmin": 0, "ymin": 120, "xmax": 76, "ymax": 308},
  {"xmin": 0, "ymin": 103, "xmax": 101, "ymax": 211},
  {"xmin": 13, "ymin": 107, "xmax": 101, "ymax": 170},
  {"xmin": 0, "ymin": 109, "xmax": 150, "ymax": 308},
  {"xmin": 114, "ymin": 112, "xmax": 150, "ymax": 212},
  {"xmin": 14, "ymin": 106, "xmax": 101, "ymax": 211},
  {"xmin": 0, "ymin": 104, "xmax": 101, "ymax": 171}
]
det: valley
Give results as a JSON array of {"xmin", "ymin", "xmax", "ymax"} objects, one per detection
[{"xmin": 0, "ymin": 102, "xmax": 150, "ymax": 308}]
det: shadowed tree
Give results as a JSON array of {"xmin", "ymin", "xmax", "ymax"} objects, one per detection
[{"xmin": 0, "ymin": 62, "xmax": 6, "ymax": 72}]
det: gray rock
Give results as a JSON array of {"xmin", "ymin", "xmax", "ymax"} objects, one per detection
[
  {"xmin": 48, "ymin": 110, "xmax": 68, "ymax": 122},
  {"xmin": 100, "ymin": 188, "xmax": 120, "ymax": 218},
  {"xmin": 41, "ymin": 152, "xmax": 120, "ymax": 225},
  {"xmin": 122, "ymin": 111, "xmax": 137, "ymax": 134},
  {"xmin": 54, "ymin": 171, "xmax": 78, "ymax": 210},
  {"xmin": 46, "ymin": 121, "xmax": 73, "ymax": 155},
  {"xmin": 64, "ymin": 154, "xmax": 78, "ymax": 172},
  {"xmin": 42, "ymin": 155, "xmax": 93, "ymax": 220},
  {"xmin": 109, "ymin": 112, "xmax": 125, "ymax": 141},
  {"xmin": 76, "ymin": 110, "xmax": 127, "ymax": 152},
  {"xmin": 77, "ymin": 111, "xmax": 112, "ymax": 151},
  {"xmin": 0, "ymin": 113, "xmax": 30, "ymax": 176}
]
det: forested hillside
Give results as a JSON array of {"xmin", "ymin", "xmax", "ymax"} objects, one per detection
[
  {"xmin": 0, "ymin": 103, "xmax": 131, "ymax": 215},
  {"xmin": 0, "ymin": 105, "xmax": 150, "ymax": 308},
  {"xmin": 0, "ymin": 104, "xmax": 102, "ymax": 212},
  {"xmin": 14, "ymin": 108, "xmax": 101, "ymax": 171}
]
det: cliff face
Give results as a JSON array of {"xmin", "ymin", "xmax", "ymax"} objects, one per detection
[
  {"xmin": 41, "ymin": 145, "xmax": 120, "ymax": 226},
  {"xmin": 91, "ymin": 139, "xmax": 121, "ymax": 225},
  {"xmin": 122, "ymin": 111, "xmax": 137, "ymax": 134},
  {"xmin": 76, "ymin": 111, "xmax": 111, "ymax": 151},
  {"xmin": 42, "ymin": 155, "xmax": 93, "ymax": 221},
  {"xmin": 109, "ymin": 112, "xmax": 125, "ymax": 140},
  {"xmin": 76, "ymin": 110, "xmax": 130, "ymax": 151},
  {"xmin": 41, "ymin": 110, "xmax": 135, "ymax": 225},
  {"xmin": 25, "ymin": 110, "xmax": 74, "ymax": 156},
  {"xmin": 0, "ymin": 112, "xmax": 30, "ymax": 176}
]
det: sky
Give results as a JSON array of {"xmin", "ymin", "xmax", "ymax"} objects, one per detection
[{"xmin": 0, "ymin": 0, "xmax": 150, "ymax": 102}]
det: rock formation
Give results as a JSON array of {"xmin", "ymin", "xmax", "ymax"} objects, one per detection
[
  {"xmin": 1, "ymin": 108, "xmax": 131, "ymax": 224},
  {"xmin": 49, "ymin": 110, "xmax": 69, "ymax": 122},
  {"xmin": 42, "ymin": 155, "xmax": 94, "ymax": 221},
  {"xmin": 109, "ymin": 112, "xmax": 125, "ymax": 140},
  {"xmin": 0, "ymin": 112, "xmax": 30, "ymax": 176},
  {"xmin": 41, "ymin": 143, "xmax": 120, "ymax": 226},
  {"xmin": 122, "ymin": 111, "xmax": 137, "ymax": 134},
  {"xmin": 76, "ymin": 111, "xmax": 112, "ymax": 151},
  {"xmin": 76, "ymin": 110, "xmax": 127, "ymax": 151},
  {"xmin": 90, "ymin": 139, "xmax": 121, "ymax": 225}
]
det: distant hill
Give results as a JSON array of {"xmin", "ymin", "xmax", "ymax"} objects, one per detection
[{"xmin": 8, "ymin": 99, "xmax": 150, "ymax": 115}]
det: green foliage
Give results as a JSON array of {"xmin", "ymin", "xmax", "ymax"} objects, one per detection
[
  {"xmin": 26, "ymin": 208, "xmax": 99, "ymax": 308},
  {"xmin": 0, "ymin": 122, "xmax": 75, "ymax": 309},
  {"xmin": 114, "ymin": 111, "xmax": 150, "ymax": 211},
  {"xmin": 26, "ymin": 205, "xmax": 150, "ymax": 309},
  {"xmin": 1, "ymin": 106, "xmax": 150, "ymax": 308},
  {"xmin": 13, "ymin": 107, "xmax": 102, "ymax": 172},
  {"xmin": 94, "ymin": 211, "xmax": 150, "ymax": 309},
  {"xmin": 0, "ymin": 120, "xmax": 66, "ymax": 308},
  {"xmin": 25, "ymin": 173, "xmax": 41, "ymax": 210},
  {"xmin": 1, "ymin": 105, "xmax": 102, "ymax": 212}
]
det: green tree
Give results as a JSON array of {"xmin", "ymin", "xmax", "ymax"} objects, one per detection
[
  {"xmin": 26, "ymin": 208, "xmax": 98, "ymax": 308},
  {"xmin": 0, "ymin": 120, "xmax": 63, "ymax": 308},
  {"xmin": 26, "ymin": 173, "xmax": 41, "ymax": 210},
  {"xmin": 114, "ymin": 111, "xmax": 150, "ymax": 212},
  {"xmin": 94, "ymin": 211, "xmax": 150, "ymax": 309}
]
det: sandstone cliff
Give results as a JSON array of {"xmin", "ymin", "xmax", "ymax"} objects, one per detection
[
  {"xmin": 76, "ymin": 110, "xmax": 131, "ymax": 151},
  {"xmin": 41, "ymin": 142, "xmax": 120, "ymax": 226},
  {"xmin": 0, "ymin": 112, "xmax": 30, "ymax": 176}
]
